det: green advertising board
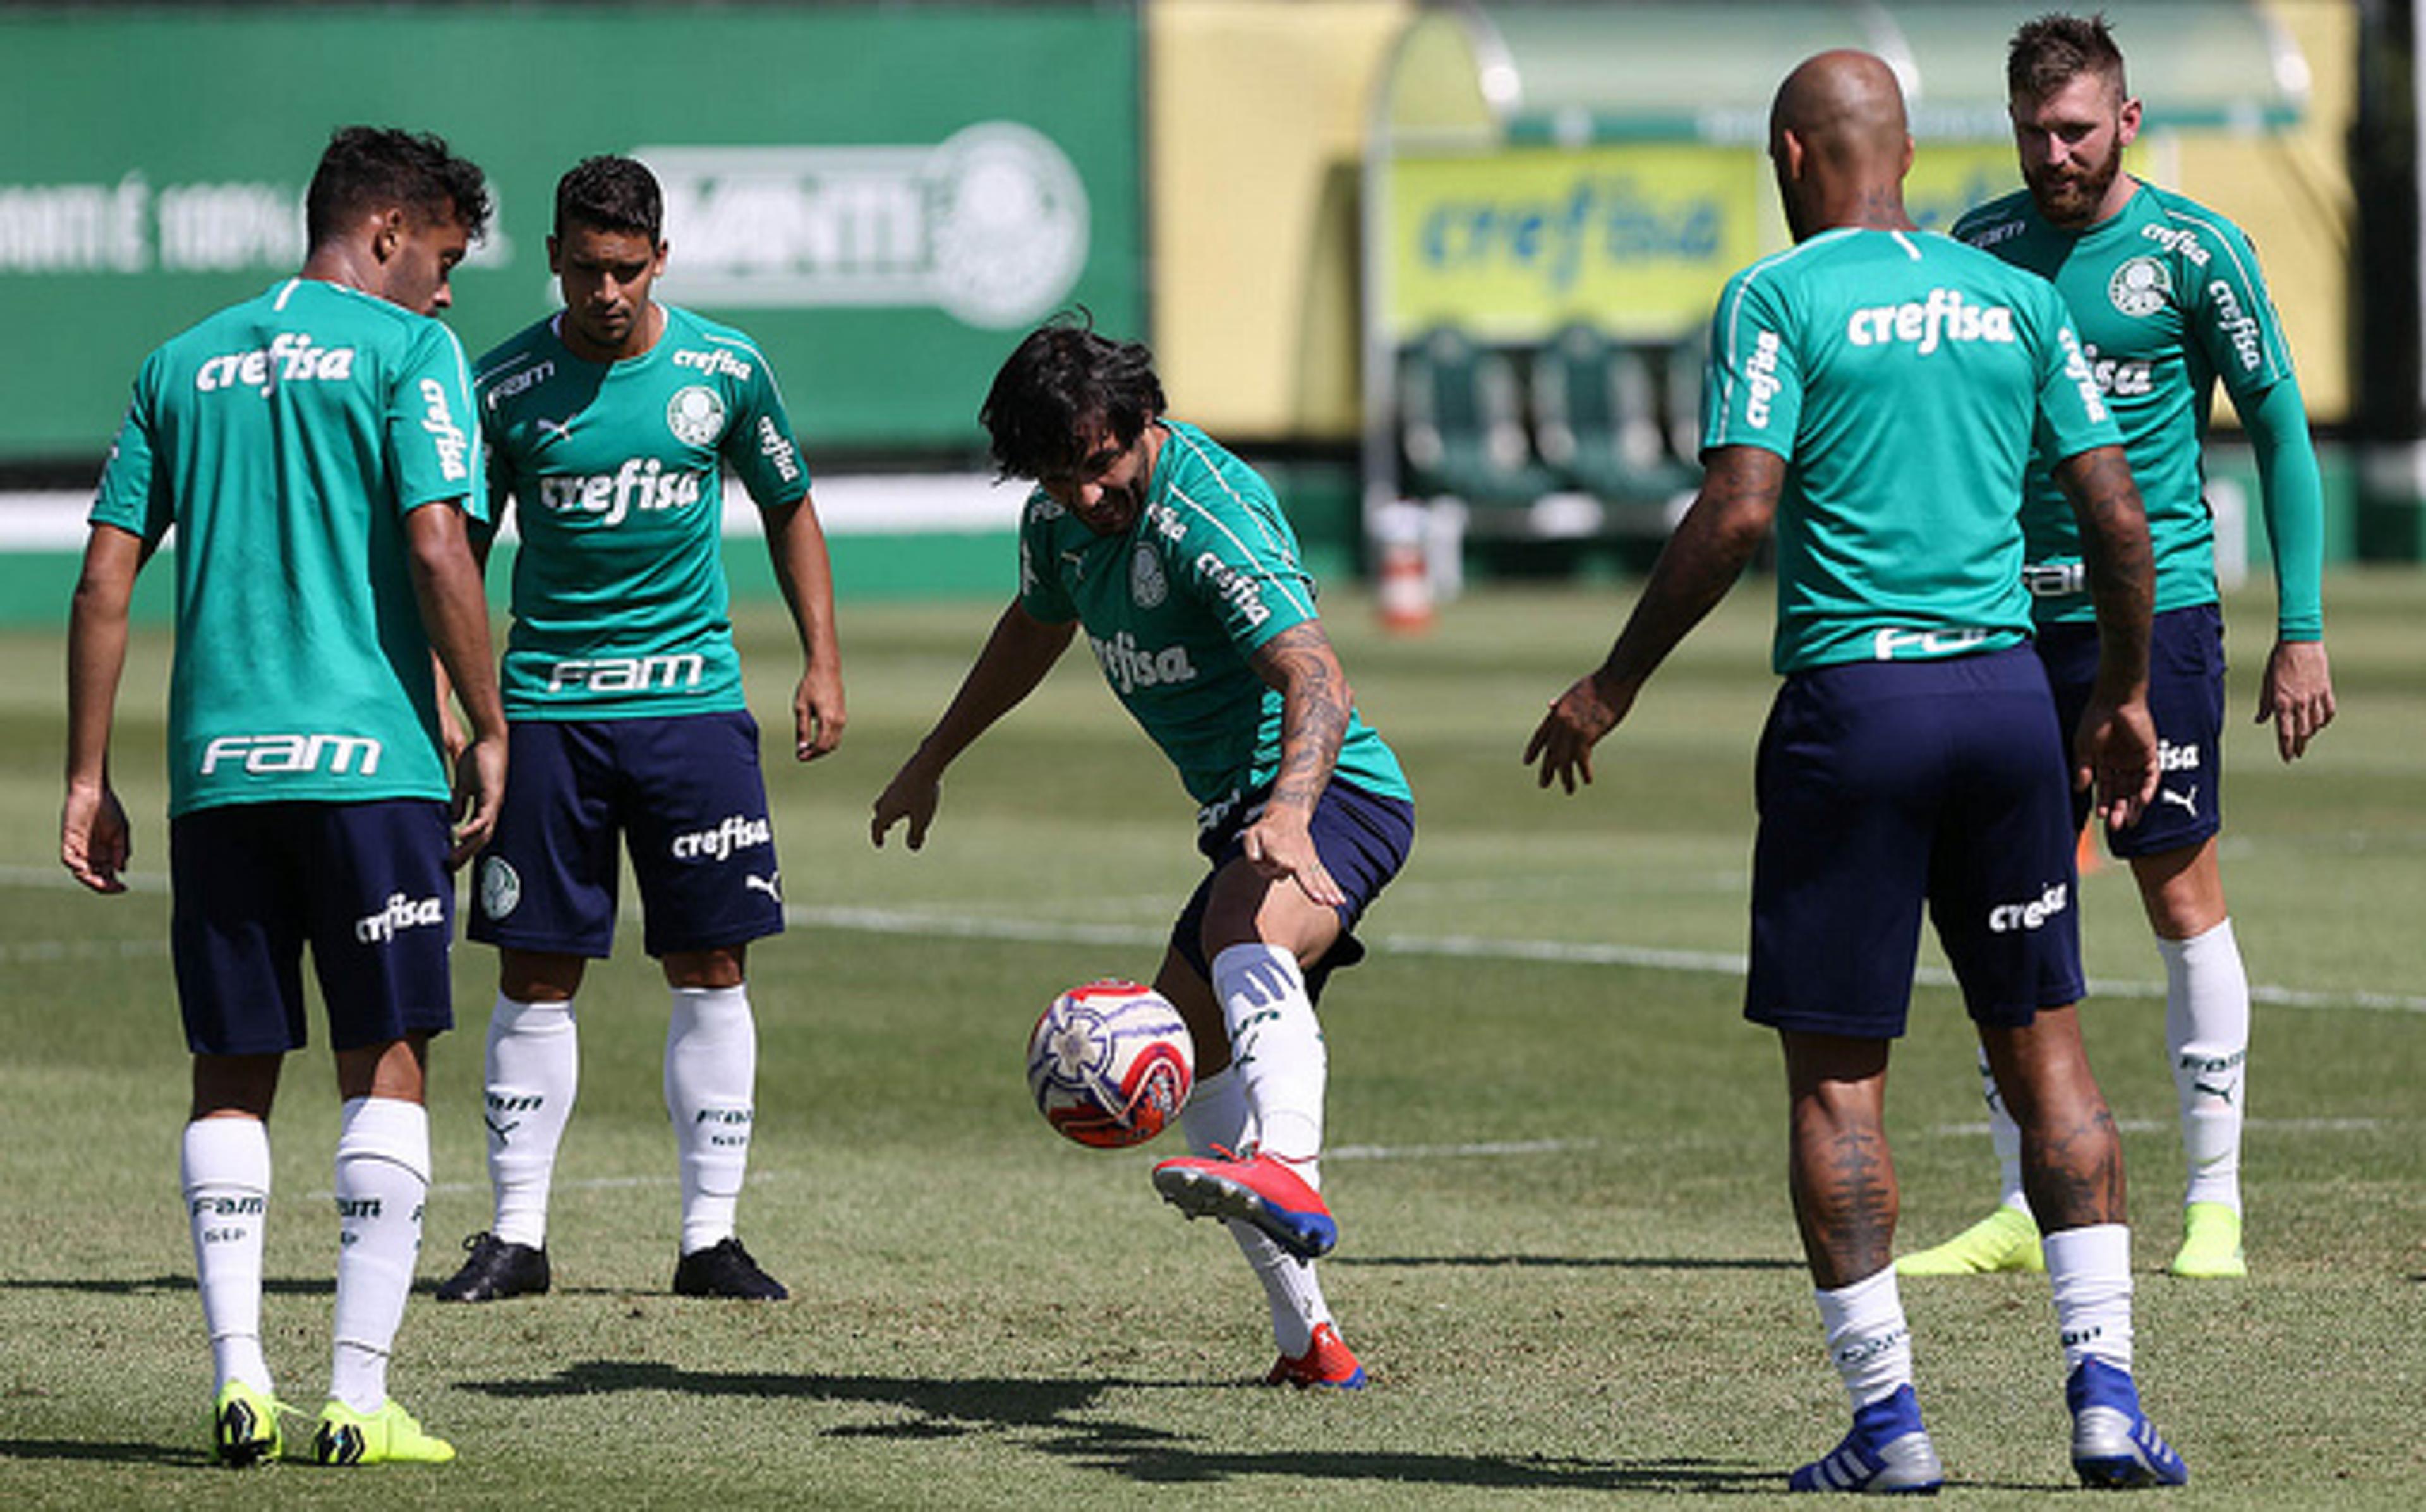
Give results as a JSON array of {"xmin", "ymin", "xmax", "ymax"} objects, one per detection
[{"xmin": 0, "ymin": 5, "xmax": 1141, "ymax": 462}]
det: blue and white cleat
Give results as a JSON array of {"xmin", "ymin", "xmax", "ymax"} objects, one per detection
[
  {"xmin": 1789, "ymin": 1384, "xmax": 1945, "ymax": 1495},
  {"xmin": 2068, "ymin": 1359, "xmax": 2189, "ymax": 1488}
]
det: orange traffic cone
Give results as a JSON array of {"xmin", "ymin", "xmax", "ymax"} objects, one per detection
[{"xmin": 1377, "ymin": 531, "xmax": 1434, "ymax": 635}]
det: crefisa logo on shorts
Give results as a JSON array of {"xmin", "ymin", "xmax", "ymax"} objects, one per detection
[
  {"xmin": 1988, "ymin": 881, "xmax": 2070, "ymax": 935},
  {"xmin": 356, "ymin": 891, "xmax": 445, "ymax": 944},
  {"xmin": 671, "ymin": 813, "xmax": 773, "ymax": 862}
]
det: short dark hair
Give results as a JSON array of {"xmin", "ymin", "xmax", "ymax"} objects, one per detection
[
  {"xmin": 2008, "ymin": 12, "xmax": 2128, "ymax": 102},
  {"xmin": 980, "ymin": 313, "xmax": 1166, "ymax": 481},
  {"xmin": 305, "ymin": 126, "xmax": 490, "ymax": 248},
  {"xmin": 554, "ymin": 155, "xmax": 663, "ymax": 242}
]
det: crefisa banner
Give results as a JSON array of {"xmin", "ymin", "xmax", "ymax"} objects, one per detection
[{"xmin": 0, "ymin": 6, "xmax": 1142, "ymax": 462}]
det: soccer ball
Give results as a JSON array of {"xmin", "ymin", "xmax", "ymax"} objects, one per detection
[{"xmin": 1026, "ymin": 979, "xmax": 1195, "ymax": 1149}]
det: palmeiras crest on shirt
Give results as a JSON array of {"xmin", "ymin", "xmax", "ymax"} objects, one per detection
[
  {"xmin": 1130, "ymin": 543, "xmax": 1168, "ymax": 608},
  {"xmin": 2108, "ymin": 256, "xmax": 2170, "ymax": 318},
  {"xmin": 666, "ymin": 385, "xmax": 727, "ymax": 446}
]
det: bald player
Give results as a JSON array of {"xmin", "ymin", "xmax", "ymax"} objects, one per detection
[{"xmin": 1526, "ymin": 52, "xmax": 2187, "ymax": 1492}]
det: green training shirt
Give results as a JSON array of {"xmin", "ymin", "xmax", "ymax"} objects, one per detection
[
  {"xmin": 475, "ymin": 304, "xmax": 810, "ymax": 719},
  {"xmin": 1953, "ymin": 181, "xmax": 2309, "ymax": 629},
  {"xmin": 1017, "ymin": 421, "xmax": 1412, "ymax": 819},
  {"xmin": 1701, "ymin": 228, "xmax": 2121, "ymax": 674},
  {"xmin": 90, "ymin": 277, "xmax": 481, "ymax": 817}
]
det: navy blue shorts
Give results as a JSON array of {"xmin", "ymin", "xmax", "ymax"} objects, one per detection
[
  {"xmin": 468, "ymin": 712, "xmax": 784, "ymax": 959},
  {"xmin": 1746, "ymin": 647, "xmax": 2084, "ymax": 1038},
  {"xmin": 1170, "ymin": 778, "xmax": 1416, "ymax": 1004},
  {"xmin": 2037, "ymin": 602, "xmax": 2225, "ymax": 858},
  {"xmin": 169, "ymin": 800, "xmax": 455, "ymax": 1056}
]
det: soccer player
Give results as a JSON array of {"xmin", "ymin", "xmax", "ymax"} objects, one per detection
[
  {"xmin": 871, "ymin": 317, "xmax": 1415, "ymax": 1389},
  {"xmin": 1526, "ymin": 53, "xmax": 2187, "ymax": 1491},
  {"xmin": 436, "ymin": 156, "xmax": 843, "ymax": 1305},
  {"xmin": 63, "ymin": 126, "xmax": 503, "ymax": 1468},
  {"xmin": 1899, "ymin": 11, "xmax": 2334, "ymax": 1284}
]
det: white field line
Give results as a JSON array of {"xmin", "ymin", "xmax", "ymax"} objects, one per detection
[{"xmin": 4, "ymin": 869, "xmax": 2421, "ymax": 1017}]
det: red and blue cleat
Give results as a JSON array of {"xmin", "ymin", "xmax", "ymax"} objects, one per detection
[{"xmin": 1151, "ymin": 1147, "xmax": 1337, "ymax": 1261}]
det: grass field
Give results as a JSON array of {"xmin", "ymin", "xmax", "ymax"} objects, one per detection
[{"xmin": 3, "ymin": 572, "xmax": 2422, "ymax": 1508}]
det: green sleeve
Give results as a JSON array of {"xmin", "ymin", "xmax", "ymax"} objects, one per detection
[{"xmin": 2235, "ymin": 375, "xmax": 2324, "ymax": 640}]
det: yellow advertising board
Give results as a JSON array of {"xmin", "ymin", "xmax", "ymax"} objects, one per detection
[{"xmin": 1386, "ymin": 141, "xmax": 2026, "ymax": 344}]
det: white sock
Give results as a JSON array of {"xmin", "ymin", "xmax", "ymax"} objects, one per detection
[
  {"xmin": 1979, "ymin": 1047, "xmax": 2031, "ymax": 1216},
  {"xmin": 1814, "ymin": 1266, "xmax": 1914, "ymax": 1410},
  {"xmin": 183, "ymin": 1117, "xmax": 273, "ymax": 1396},
  {"xmin": 2044, "ymin": 1223, "xmax": 2135, "ymax": 1374},
  {"xmin": 1182, "ymin": 1066, "xmax": 1331, "ymax": 1357},
  {"xmin": 484, "ymin": 994, "xmax": 579, "ymax": 1249},
  {"xmin": 665, "ymin": 985, "xmax": 756, "ymax": 1256},
  {"xmin": 1212, "ymin": 943, "xmax": 1327, "ymax": 1175},
  {"xmin": 329, "ymin": 1097, "xmax": 430, "ymax": 1414},
  {"xmin": 2160, "ymin": 919, "xmax": 2249, "ymax": 1212}
]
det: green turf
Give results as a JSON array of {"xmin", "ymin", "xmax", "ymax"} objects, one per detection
[{"xmin": 4, "ymin": 574, "xmax": 2422, "ymax": 1507}]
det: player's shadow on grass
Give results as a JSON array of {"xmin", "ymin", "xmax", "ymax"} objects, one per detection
[
  {"xmin": 466, "ymin": 1360, "xmax": 1770, "ymax": 1494},
  {"xmin": 0, "ymin": 1273, "xmax": 330, "ymax": 1297},
  {"xmin": 0, "ymin": 1438, "xmax": 207, "ymax": 1468},
  {"xmin": 1336, "ymin": 1254, "xmax": 1805, "ymax": 1273}
]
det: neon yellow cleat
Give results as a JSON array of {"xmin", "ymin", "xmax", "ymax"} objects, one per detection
[
  {"xmin": 310, "ymin": 1399, "xmax": 456, "ymax": 1465},
  {"xmin": 2168, "ymin": 1201, "xmax": 2247, "ymax": 1278},
  {"xmin": 210, "ymin": 1381, "xmax": 286, "ymax": 1468},
  {"xmin": 1896, "ymin": 1205, "xmax": 2044, "ymax": 1275}
]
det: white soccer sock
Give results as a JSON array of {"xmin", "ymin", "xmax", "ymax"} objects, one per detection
[
  {"xmin": 2160, "ymin": 919, "xmax": 2249, "ymax": 1212},
  {"xmin": 2044, "ymin": 1223, "xmax": 2135, "ymax": 1375},
  {"xmin": 484, "ymin": 993, "xmax": 579, "ymax": 1249},
  {"xmin": 1979, "ymin": 1047, "xmax": 2032, "ymax": 1216},
  {"xmin": 665, "ymin": 985, "xmax": 757, "ymax": 1256},
  {"xmin": 1183, "ymin": 1067, "xmax": 1331, "ymax": 1357},
  {"xmin": 329, "ymin": 1096, "xmax": 429, "ymax": 1414},
  {"xmin": 182, "ymin": 1116, "xmax": 273, "ymax": 1396},
  {"xmin": 1814, "ymin": 1266, "xmax": 1915, "ymax": 1410},
  {"xmin": 1212, "ymin": 943, "xmax": 1327, "ymax": 1175}
]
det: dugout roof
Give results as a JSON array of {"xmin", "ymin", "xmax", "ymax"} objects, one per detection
[{"xmin": 1380, "ymin": 0, "xmax": 2311, "ymax": 149}]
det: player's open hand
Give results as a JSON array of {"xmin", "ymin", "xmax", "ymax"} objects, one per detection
[
  {"xmin": 61, "ymin": 781, "xmax": 131, "ymax": 894},
  {"xmin": 2257, "ymin": 637, "xmax": 2334, "ymax": 762},
  {"xmin": 1524, "ymin": 669, "xmax": 1633, "ymax": 794},
  {"xmin": 2075, "ymin": 692, "xmax": 2160, "ymax": 832},
  {"xmin": 795, "ymin": 665, "xmax": 847, "ymax": 762},
  {"xmin": 448, "ymin": 731, "xmax": 507, "ymax": 870},
  {"xmin": 871, "ymin": 762, "xmax": 941, "ymax": 851},
  {"xmin": 1240, "ymin": 807, "xmax": 1346, "ymax": 909}
]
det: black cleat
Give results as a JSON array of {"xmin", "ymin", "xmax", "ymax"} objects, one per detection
[
  {"xmin": 433, "ymin": 1230, "xmax": 550, "ymax": 1302},
  {"xmin": 672, "ymin": 1237, "xmax": 788, "ymax": 1299}
]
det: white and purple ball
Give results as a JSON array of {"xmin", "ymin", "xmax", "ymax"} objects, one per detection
[{"xmin": 1026, "ymin": 979, "xmax": 1195, "ymax": 1149}]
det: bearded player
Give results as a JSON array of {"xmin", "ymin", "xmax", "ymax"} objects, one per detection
[
  {"xmin": 872, "ymin": 316, "xmax": 1415, "ymax": 1389},
  {"xmin": 1902, "ymin": 11, "xmax": 2334, "ymax": 1284}
]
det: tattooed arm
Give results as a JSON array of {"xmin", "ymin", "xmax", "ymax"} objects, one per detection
[
  {"xmin": 2055, "ymin": 441, "xmax": 2159, "ymax": 829},
  {"xmin": 1242, "ymin": 621, "xmax": 1354, "ymax": 908}
]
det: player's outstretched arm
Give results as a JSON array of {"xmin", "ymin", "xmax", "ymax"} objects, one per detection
[
  {"xmin": 765, "ymin": 491, "xmax": 847, "ymax": 762},
  {"xmin": 406, "ymin": 498, "xmax": 507, "ymax": 868},
  {"xmin": 63, "ymin": 524, "xmax": 145, "ymax": 894},
  {"xmin": 1242, "ymin": 621, "xmax": 1353, "ymax": 908},
  {"xmin": 2054, "ymin": 443, "xmax": 2159, "ymax": 827},
  {"xmin": 1525, "ymin": 445, "xmax": 1780, "ymax": 794},
  {"xmin": 871, "ymin": 601, "xmax": 1076, "ymax": 851}
]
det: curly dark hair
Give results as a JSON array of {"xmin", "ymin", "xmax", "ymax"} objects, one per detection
[
  {"xmin": 305, "ymin": 125, "xmax": 490, "ymax": 248},
  {"xmin": 2007, "ymin": 12, "xmax": 2128, "ymax": 102},
  {"xmin": 979, "ymin": 311, "xmax": 1166, "ymax": 481},
  {"xmin": 555, "ymin": 155, "xmax": 663, "ymax": 243}
]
